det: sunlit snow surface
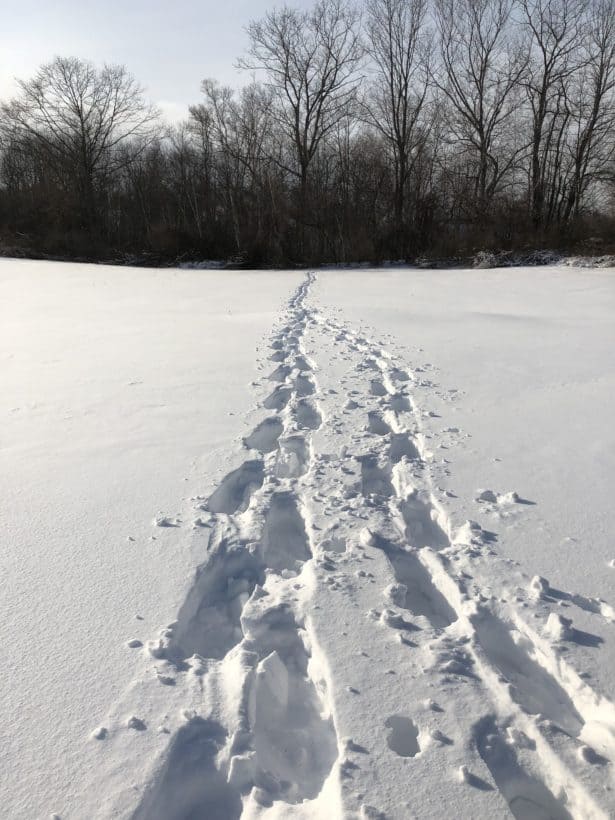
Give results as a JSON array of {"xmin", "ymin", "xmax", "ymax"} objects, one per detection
[{"xmin": 1, "ymin": 260, "xmax": 614, "ymax": 819}]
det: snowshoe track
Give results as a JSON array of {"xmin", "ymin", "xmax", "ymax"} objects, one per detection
[{"xmin": 84, "ymin": 272, "xmax": 615, "ymax": 820}]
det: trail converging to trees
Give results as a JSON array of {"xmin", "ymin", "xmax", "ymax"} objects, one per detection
[{"xmin": 77, "ymin": 271, "xmax": 615, "ymax": 820}]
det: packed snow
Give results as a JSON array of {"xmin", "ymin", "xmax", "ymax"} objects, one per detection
[{"xmin": 1, "ymin": 259, "xmax": 614, "ymax": 819}]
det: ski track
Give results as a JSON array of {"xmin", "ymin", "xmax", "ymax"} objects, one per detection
[{"xmin": 82, "ymin": 272, "xmax": 615, "ymax": 820}]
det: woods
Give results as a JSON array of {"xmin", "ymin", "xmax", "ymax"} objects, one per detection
[{"xmin": 1, "ymin": 0, "xmax": 614, "ymax": 266}]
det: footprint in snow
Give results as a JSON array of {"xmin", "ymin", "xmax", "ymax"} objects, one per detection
[
  {"xmin": 243, "ymin": 417, "xmax": 283, "ymax": 453},
  {"xmin": 126, "ymin": 639, "xmax": 143, "ymax": 649},
  {"xmin": 385, "ymin": 715, "xmax": 420, "ymax": 757},
  {"xmin": 370, "ymin": 379, "xmax": 388, "ymax": 396},
  {"xmin": 126, "ymin": 716, "xmax": 146, "ymax": 731}
]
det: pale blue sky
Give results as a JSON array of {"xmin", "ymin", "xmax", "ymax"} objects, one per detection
[{"xmin": 0, "ymin": 0, "xmax": 313, "ymax": 121}]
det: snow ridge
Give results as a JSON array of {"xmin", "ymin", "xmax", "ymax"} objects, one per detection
[
  {"xmin": 80, "ymin": 272, "xmax": 614, "ymax": 819},
  {"xmin": 133, "ymin": 271, "xmax": 341, "ymax": 819},
  {"xmin": 297, "ymin": 291, "xmax": 615, "ymax": 819}
]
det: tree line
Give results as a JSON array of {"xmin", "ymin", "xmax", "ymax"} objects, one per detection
[{"xmin": 1, "ymin": 0, "xmax": 614, "ymax": 266}]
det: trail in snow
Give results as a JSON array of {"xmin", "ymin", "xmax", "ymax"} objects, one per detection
[{"xmin": 81, "ymin": 272, "xmax": 615, "ymax": 820}]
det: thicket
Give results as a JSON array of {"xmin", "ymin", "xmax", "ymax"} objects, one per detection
[{"xmin": 1, "ymin": 0, "xmax": 614, "ymax": 266}]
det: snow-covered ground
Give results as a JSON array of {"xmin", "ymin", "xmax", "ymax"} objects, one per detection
[{"xmin": 1, "ymin": 260, "xmax": 613, "ymax": 819}]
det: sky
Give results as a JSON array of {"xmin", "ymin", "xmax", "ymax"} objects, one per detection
[{"xmin": 0, "ymin": 0, "xmax": 314, "ymax": 122}]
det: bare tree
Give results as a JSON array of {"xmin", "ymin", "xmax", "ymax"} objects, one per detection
[
  {"xmin": 519, "ymin": 0, "xmax": 588, "ymax": 227},
  {"xmin": 562, "ymin": 0, "xmax": 615, "ymax": 220},
  {"xmin": 364, "ymin": 0, "xmax": 430, "ymax": 251},
  {"xmin": 240, "ymin": 0, "xmax": 363, "ymax": 222},
  {"xmin": 192, "ymin": 79, "xmax": 281, "ymax": 259},
  {"xmin": 1, "ymin": 4, "xmax": 614, "ymax": 265},
  {"xmin": 434, "ymin": 0, "xmax": 526, "ymax": 219},
  {"xmin": 1, "ymin": 56, "xmax": 158, "ymax": 229}
]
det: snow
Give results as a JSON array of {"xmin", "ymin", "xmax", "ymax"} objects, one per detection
[
  {"xmin": 1, "ymin": 259, "xmax": 614, "ymax": 819},
  {"xmin": 0, "ymin": 259, "xmax": 302, "ymax": 818}
]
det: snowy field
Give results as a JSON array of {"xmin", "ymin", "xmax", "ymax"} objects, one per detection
[{"xmin": 1, "ymin": 259, "xmax": 614, "ymax": 819}]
